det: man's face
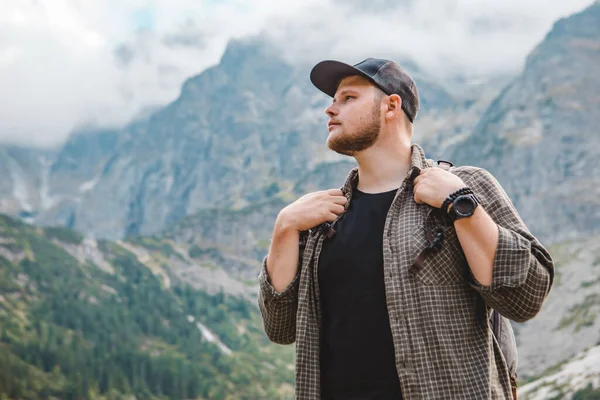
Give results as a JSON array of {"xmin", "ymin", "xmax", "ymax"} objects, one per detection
[{"xmin": 325, "ymin": 75, "xmax": 383, "ymax": 157}]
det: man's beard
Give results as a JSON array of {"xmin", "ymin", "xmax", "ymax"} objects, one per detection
[{"xmin": 327, "ymin": 101, "xmax": 381, "ymax": 157}]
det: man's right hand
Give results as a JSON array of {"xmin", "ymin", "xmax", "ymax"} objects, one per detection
[
  {"xmin": 278, "ymin": 188, "xmax": 347, "ymax": 232},
  {"xmin": 265, "ymin": 189, "xmax": 346, "ymax": 294}
]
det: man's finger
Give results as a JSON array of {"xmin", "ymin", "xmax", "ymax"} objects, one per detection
[
  {"xmin": 326, "ymin": 188, "xmax": 344, "ymax": 196},
  {"xmin": 330, "ymin": 196, "xmax": 348, "ymax": 205},
  {"xmin": 413, "ymin": 184, "xmax": 420, "ymax": 203},
  {"xmin": 329, "ymin": 204, "xmax": 345, "ymax": 215}
]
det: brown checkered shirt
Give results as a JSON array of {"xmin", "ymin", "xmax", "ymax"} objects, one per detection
[{"xmin": 258, "ymin": 143, "xmax": 554, "ymax": 399}]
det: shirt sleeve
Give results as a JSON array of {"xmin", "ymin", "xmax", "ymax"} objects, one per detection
[
  {"xmin": 257, "ymin": 247, "xmax": 302, "ymax": 345},
  {"xmin": 464, "ymin": 168, "xmax": 555, "ymax": 322}
]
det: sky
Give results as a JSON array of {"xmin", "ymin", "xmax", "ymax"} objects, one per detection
[{"xmin": 0, "ymin": 0, "xmax": 595, "ymax": 148}]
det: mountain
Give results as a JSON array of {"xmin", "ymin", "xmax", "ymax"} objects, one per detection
[
  {"xmin": 0, "ymin": 214, "xmax": 295, "ymax": 400},
  {"xmin": 161, "ymin": 2, "xmax": 600, "ymax": 389},
  {"xmin": 1, "ymin": 2, "xmax": 600, "ymax": 398},
  {"xmin": 449, "ymin": 4, "xmax": 600, "ymax": 382},
  {"xmin": 451, "ymin": 1, "xmax": 600, "ymax": 244},
  {"xmin": 159, "ymin": 197, "xmax": 288, "ymax": 282},
  {"xmin": 513, "ymin": 234, "xmax": 600, "ymax": 382},
  {"xmin": 0, "ymin": 38, "xmax": 502, "ymax": 240},
  {"xmin": 0, "ymin": 146, "xmax": 52, "ymax": 222},
  {"xmin": 2, "ymin": 211, "xmax": 598, "ymax": 400},
  {"xmin": 519, "ymin": 344, "xmax": 600, "ymax": 399},
  {"xmin": 156, "ymin": 191, "xmax": 600, "ymax": 390}
]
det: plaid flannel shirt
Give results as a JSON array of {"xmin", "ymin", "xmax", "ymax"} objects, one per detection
[{"xmin": 258, "ymin": 143, "xmax": 554, "ymax": 399}]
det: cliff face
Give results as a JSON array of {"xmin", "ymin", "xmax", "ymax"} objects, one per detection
[
  {"xmin": 0, "ymin": 36, "xmax": 492, "ymax": 240},
  {"xmin": 451, "ymin": 2, "xmax": 600, "ymax": 244}
]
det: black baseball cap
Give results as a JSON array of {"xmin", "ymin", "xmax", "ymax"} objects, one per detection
[{"xmin": 310, "ymin": 58, "xmax": 419, "ymax": 123}]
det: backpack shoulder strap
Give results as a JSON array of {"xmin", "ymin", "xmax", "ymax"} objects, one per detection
[
  {"xmin": 492, "ymin": 311, "xmax": 519, "ymax": 390},
  {"xmin": 410, "ymin": 159, "xmax": 454, "ymax": 272},
  {"xmin": 436, "ymin": 159, "xmax": 453, "ymax": 171},
  {"xmin": 491, "ymin": 309, "xmax": 502, "ymax": 339}
]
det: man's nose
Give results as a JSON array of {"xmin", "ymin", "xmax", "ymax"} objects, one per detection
[{"xmin": 325, "ymin": 103, "xmax": 338, "ymax": 117}]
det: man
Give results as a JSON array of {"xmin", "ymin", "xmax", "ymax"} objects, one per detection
[{"xmin": 258, "ymin": 58, "xmax": 554, "ymax": 399}]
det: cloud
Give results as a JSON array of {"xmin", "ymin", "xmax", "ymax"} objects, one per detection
[
  {"xmin": 0, "ymin": 0, "xmax": 594, "ymax": 148},
  {"xmin": 0, "ymin": 0, "xmax": 301, "ymax": 148},
  {"xmin": 265, "ymin": 0, "xmax": 595, "ymax": 79}
]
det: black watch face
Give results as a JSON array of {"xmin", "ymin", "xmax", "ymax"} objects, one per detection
[{"xmin": 454, "ymin": 195, "xmax": 476, "ymax": 216}]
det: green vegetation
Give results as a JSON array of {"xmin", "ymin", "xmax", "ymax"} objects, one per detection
[
  {"xmin": 546, "ymin": 382, "xmax": 572, "ymax": 400},
  {"xmin": 543, "ymin": 381, "xmax": 600, "ymax": 400},
  {"xmin": 581, "ymin": 277, "xmax": 600, "ymax": 288},
  {"xmin": 188, "ymin": 245, "xmax": 222, "ymax": 260},
  {"xmin": 263, "ymin": 182, "xmax": 280, "ymax": 198},
  {"xmin": 0, "ymin": 215, "xmax": 294, "ymax": 400},
  {"xmin": 573, "ymin": 383, "xmax": 600, "ymax": 399},
  {"xmin": 43, "ymin": 226, "xmax": 84, "ymax": 245},
  {"xmin": 126, "ymin": 236, "xmax": 184, "ymax": 262},
  {"xmin": 558, "ymin": 293, "xmax": 600, "ymax": 332}
]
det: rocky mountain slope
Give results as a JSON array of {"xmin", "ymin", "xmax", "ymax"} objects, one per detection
[
  {"xmin": 0, "ymin": 214, "xmax": 295, "ymax": 400},
  {"xmin": 451, "ymin": 1, "xmax": 600, "ymax": 244},
  {"xmin": 151, "ymin": 190, "xmax": 600, "ymax": 389},
  {"xmin": 159, "ymin": 2, "xmax": 600, "ymax": 391},
  {"xmin": 518, "ymin": 344, "xmax": 600, "ymax": 399},
  {"xmin": 1, "ymin": 206, "xmax": 597, "ymax": 399},
  {"xmin": 453, "ymin": 4, "xmax": 600, "ymax": 383},
  {"xmin": 0, "ymin": 38, "xmax": 501, "ymax": 240},
  {"xmin": 0, "ymin": 2, "xmax": 599, "ymax": 398},
  {"xmin": 0, "ymin": 146, "xmax": 51, "ymax": 222},
  {"xmin": 514, "ymin": 234, "xmax": 600, "ymax": 381}
]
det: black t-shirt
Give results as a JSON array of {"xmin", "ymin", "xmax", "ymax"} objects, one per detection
[{"xmin": 318, "ymin": 187, "xmax": 403, "ymax": 400}]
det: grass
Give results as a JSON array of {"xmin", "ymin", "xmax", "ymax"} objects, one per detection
[
  {"xmin": 43, "ymin": 226, "xmax": 83, "ymax": 245},
  {"xmin": 573, "ymin": 383, "xmax": 600, "ymax": 399},
  {"xmin": 189, "ymin": 245, "xmax": 223, "ymax": 260},
  {"xmin": 127, "ymin": 236, "xmax": 185, "ymax": 262},
  {"xmin": 581, "ymin": 277, "xmax": 600, "ymax": 288},
  {"xmin": 557, "ymin": 293, "xmax": 600, "ymax": 332}
]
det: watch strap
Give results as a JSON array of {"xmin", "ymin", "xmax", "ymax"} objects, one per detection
[{"xmin": 441, "ymin": 187, "xmax": 474, "ymax": 216}]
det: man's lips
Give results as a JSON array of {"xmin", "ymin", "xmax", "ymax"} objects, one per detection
[{"xmin": 328, "ymin": 121, "xmax": 341, "ymax": 128}]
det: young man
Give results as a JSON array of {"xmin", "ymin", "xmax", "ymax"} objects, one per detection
[{"xmin": 258, "ymin": 58, "xmax": 554, "ymax": 399}]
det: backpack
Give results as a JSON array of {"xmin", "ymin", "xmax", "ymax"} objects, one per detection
[{"xmin": 416, "ymin": 159, "xmax": 519, "ymax": 398}]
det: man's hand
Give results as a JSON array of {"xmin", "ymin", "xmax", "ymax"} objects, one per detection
[
  {"xmin": 413, "ymin": 167, "xmax": 466, "ymax": 209},
  {"xmin": 278, "ymin": 189, "xmax": 347, "ymax": 232}
]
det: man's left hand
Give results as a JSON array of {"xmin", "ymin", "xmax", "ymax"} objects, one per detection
[{"xmin": 413, "ymin": 167, "xmax": 467, "ymax": 209}]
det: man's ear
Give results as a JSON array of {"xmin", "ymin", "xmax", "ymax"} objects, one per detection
[{"xmin": 386, "ymin": 94, "xmax": 403, "ymax": 118}]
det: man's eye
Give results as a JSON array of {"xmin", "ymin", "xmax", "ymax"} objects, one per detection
[{"xmin": 345, "ymin": 96, "xmax": 354, "ymax": 101}]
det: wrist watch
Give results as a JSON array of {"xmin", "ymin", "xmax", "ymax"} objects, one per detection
[{"xmin": 447, "ymin": 193, "xmax": 479, "ymax": 222}]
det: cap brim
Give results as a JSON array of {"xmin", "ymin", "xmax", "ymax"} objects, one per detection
[{"xmin": 310, "ymin": 60, "xmax": 373, "ymax": 97}]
